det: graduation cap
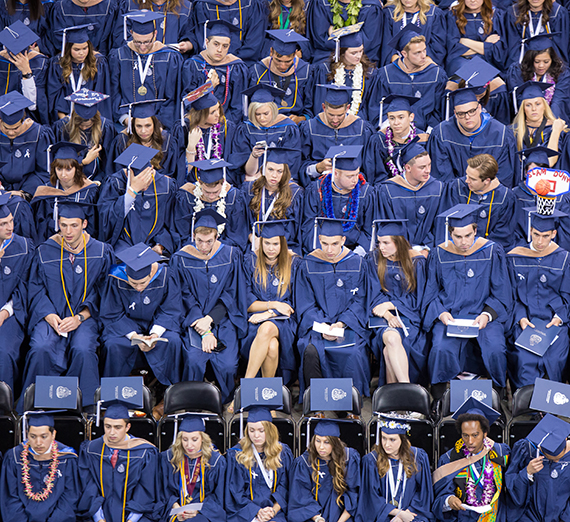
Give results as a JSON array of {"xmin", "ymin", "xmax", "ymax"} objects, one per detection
[
  {"xmin": 314, "ymin": 420, "xmax": 341, "ymax": 437},
  {"xmin": 384, "ymin": 94, "xmax": 419, "ymax": 114},
  {"xmin": 182, "ymin": 82, "xmax": 218, "ymax": 126},
  {"xmin": 96, "ymin": 376, "xmax": 144, "ymax": 426},
  {"xmin": 517, "ymin": 145, "xmax": 559, "ymax": 168},
  {"xmin": 120, "ymin": 98, "xmax": 165, "ymax": 134},
  {"xmin": 450, "ymin": 86, "xmax": 479, "ymax": 109},
  {"xmin": 251, "ymin": 219, "xmax": 291, "ymax": 247},
  {"xmin": 453, "ymin": 57, "xmax": 499, "ymax": 90},
  {"xmin": 267, "ymin": 29, "xmax": 308, "ymax": 56},
  {"xmin": 378, "ymin": 415, "xmax": 411, "ymax": 435},
  {"xmin": 325, "ymin": 144, "xmax": 362, "ymax": 174},
  {"xmin": 0, "ymin": 91, "xmax": 32, "ymax": 125},
  {"xmin": 328, "ymin": 23, "xmax": 364, "ymax": 61},
  {"xmin": 191, "ymin": 158, "xmax": 232, "ymax": 184},
  {"xmin": 399, "ymin": 135, "xmax": 426, "ymax": 166},
  {"xmin": 524, "ymin": 32, "xmax": 560, "ymax": 52},
  {"xmin": 313, "ymin": 217, "xmax": 355, "ymax": 249},
  {"xmin": 57, "ymin": 200, "xmax": 93, "ymax": 221},
  {"xmin": 114, "ymin": 143, "xmax": 159, "ymax": 174},
  {"xmin": 527, "ymin": 413, "xmax": 570, "ymax": 457},
  {"xmin": 238, "ymin": 377, "xmax": 283, "ymax": 437},
  {"xmin": 388, "ymin": 24, "xmax": 423, "ymax": 53},
  {"xmin": 123, "ymin": 9, "xmax": 164, "ymax": 39},
  {"xmin": 450, "ymin": 379, "xmax": 493, "ymax": 411},
  {"xmin": 116, "ymin": 242, "xmax": 165, "ymax": 280},
  {"xmin": 0, "ymin": 20, "xmax": 39, "ymax": 56},
  {"xmin": 0, "ymin": 192, "xmax": 12, "ymax": 219},
  {"xmin": 241, "ymin": 84, "xmax": 286, "ymax": 113},
  {"xmin": 204, "ymin": 18, "xmax": 240, "ymax": 42},
  {"xmin": 192, "ymin": 208, "xmax": 226, "ymax": 238},
  {"xmin": 438, "ymin": 204, "xmax": 482, "ymax": 246},
  {"xmin": 523, "ymin": 206, "xmax": 567, "ymax": 242},
  {"xmin": 65, "ymin": 88, "xmax": 109, "ymax": 120},
  {"xmin": 310, "ymin": 378, "xmax": 353, "ymax": 412},
  {"xmin": 370, "ymin": 219, "xmax": 408, "ymax": 251},
  {"xmin": 513, "ymin": 81, "xmax": 551, "ymax": 113},
  {"xmin": 265, "ymin": 146, "xmax": 297, "ymax": 166},
  {"xmin": 179, "ymin": 415, "xmax": 207, "ymax": 433},
  {"xmin": 317, "ymin": 83, "xmax": 355, "ymax": 107},
  {"xmin": 49, "ymin": 141, "xmax": 87, "ymax": 164},
  {"xmin": 57, "ymin": 23, "xmax": 97, "ymax": 57},
  {"xmin": 27, "ymin": 411, "xmax": 55, "ymax": 428},
  {"xmin": 451, "ymin": 396, "xmax": 501, "ymax": 425}
]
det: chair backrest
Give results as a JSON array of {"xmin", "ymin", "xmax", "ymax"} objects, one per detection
[
  {"xmin": 0, "ymin": 381, "xmax": 13, "ymax": 414},
  {"xmin": 163, "ymin": 381, "xmax": 223, "ymax": 415},
  {"xmin": 23, "ymin": 383, "xmax": 82, "ymax": 414},
  {"xmin": 511, "ymin": 385, "xmax": 535, "ymax": 418},
  {"xmin": 302, "ymin": 386, "xmax": 362, "ymax": 416},
  {"xmin": 233, "ymin": 385, "xmax": 292, "ymax": 415},
  {"xmin": 372, "ymin": 383, "xmax": 433, "ymax": 419}
]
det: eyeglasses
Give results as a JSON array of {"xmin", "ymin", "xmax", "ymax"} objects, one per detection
[
  {"xmin": 455, "ymin": 106, "xmax": 479, "ymax": 119},
  {"xmin": 132, "ymin": 37, "xmax": 154, "ymax": 46}
]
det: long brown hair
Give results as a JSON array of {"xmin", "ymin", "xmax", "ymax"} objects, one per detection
[
  {"xmin": 60, "ymin": 41, "xmax": 98, "ymax": 84},
  {"xmin": 249, "ymin": 165, "xmax": 293, "ymax": 219},
  {"xmin": 268, "ymin": 0, "xmax": 306, "ymax": 34},
  {"xmin": 308, "ymin": 435, "xmax": 347, "ymax": 506},
  {"xmin": 187, "ymin": 102, "xmax": 225, "ymax": 134},
  {"xmin": 65, "ymin": 112, "xmax": 103, "ymax": 148},
  {"xmin": 7, "ymin": 0, "xmax": 43, "ymax": 20},
  {"xmin": 254, "ymin": 237, "xmax": 294, "ymax": 298},
  {"xmin": 376, "ymin": 236, "xmax": 417, "ymax": 293},
  {"xmin": 373, "ymin": 435, "xmax": 418, "ymax": 479},
  {"xmin": 136, "ymin": 0, "xmax": 183, "ymax": 14},
  {"xmin": 515, "ymin": 0, "xmax": 553, "ymax": 26},
  {"xmin": 50, "ymin": 158, "xmax": 86, "ymax": 188},
  {"xmin": 236, "ymin": 421, "xmax": 283, "ymax": 472},
  {"xmin": 169, "ymin": 431, "xmax": 213, "ymax": 470},
  {"xmin": 327, "ymin": 51, "xmax": 375, "ymax": 82},
  {"xmin": 127, "ymin": 116, "xmax": 164, "ymax": 169},
  {"xmin": 452, "ymin": 0, "xmax": 494, "ymax": 36}
]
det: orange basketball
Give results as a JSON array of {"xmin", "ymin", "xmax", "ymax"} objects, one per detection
[{"xmin": 535, "ymin": 178, "xmax": 551, "ymax": 196}]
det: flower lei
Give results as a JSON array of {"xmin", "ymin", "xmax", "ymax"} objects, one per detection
[
  {"xmin": 334, "ymin": 63, "xmax": 363, "ymax": 115},
  {"xmin": 385, "ymin": 122, "xmax": 418, "ymax": 177},
  {"xmin": 21, "ymin": 440, "xmax": 59, "ymax": 502},
  {"xmin": 193, "ymin": 180, "xmax": 229, "ymax": 235},
  {"xmin": 318, "ymin": 172, "xmax": 365, "ymax": 231},
  {"xmin": 462, "ymin": 438, "xmax": 496, "ymax": 507},
  {"xmin": 195, "ymin": 123, "xmax": 222, "ymax": 161},
  {"xmin": 328, "ymin": 0, "xmax": 362, "ymax": 28},
  {"xmin": 533, "ymin": 72, "xmax": 555, "ymax": 105}
]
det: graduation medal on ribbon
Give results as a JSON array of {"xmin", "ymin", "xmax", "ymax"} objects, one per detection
[
  {"xmin": 390, "ymin": 500, "xmax": 399, "ymax": 507},
  {"xmin": 138, "ymin": 86, "xmax": 148, "ymax": 96}
]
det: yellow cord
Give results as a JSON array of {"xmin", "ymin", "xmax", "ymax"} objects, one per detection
[
  {"xmin": 60, "ymin": 233, "xmax": 87, "ymax": 317},
  {"xmin": 216, "ymin": 1, "xmax": 242, "ymax": 39},
  {"xmin": 257, "ymin": 59, "xmax": 299, "ymax": 112},
  {"xmin": 485, "ymin": 190, "xmax": 494, "ymax": 238},
  {"xmin": 123, "ymin": 170, "xmax": 159, "ymax": 240},
  {"xmin": 100, "ymin": 443, "xmax": 106, "ymax": 497},
  {"xmin": 5, "ymin": 63, "xmax": 9, "ymax": 94},
  {"xmin": 122, "ymin": 451, "xmax": 130, "ymax": 522},
  {"xmin": 315, "ymin": 460, "xmax": 319, "ymax": 501},
  {"xmin": 249, "ymin": 466, "xmax": 254, "ymax": 500}
]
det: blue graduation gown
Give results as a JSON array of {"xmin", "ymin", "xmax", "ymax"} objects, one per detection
[
  {"xmin": 172, "ymin": 181, "xmax": 248, "ymax": 251},
  {"xmin": 506, "ymin": 244, "xmax": 570, "ymax": 388},
  {"xmin": 249, "ymin": 57, "xmax": 312, "ymax": 119},
  {"xmin": 100, "ymin": 263, "xmax": 183, "ymax": 386},
  {"xmin": 423, "ymin": 238, "xmax": 512, "ymax": 386},
  {"xmin": 241, "ymin": 180, "xmax": 303, "ymax": 254},
  {"xmin": 0, "ymin": 234, "xmax": 33, "ymax": 393},
  {"xmin": 97, "ymin": 168, "xmax": 176, "ymax": 253},
  {"xmin": 188, "ymin": 0, "xmax": 268, "ymax": 66},
  {"xmin": 306, "ymin": 0, "xmax": 383, "ymax": 63},
  {"xmin": 299, "ymin": 115, "xmax": 374, "ymax": 188},
  {"xmin": 380, "ymin": 5, "xmax": 447, "ymax": 66},
  {"xmin": 443, "ymin": 179, "xmax": 518, "ymax": 251},
  {"xmin": 427, "ymin": 114, "xmax": 518, "ymax": 188},
  {"xmin": 228, "ymin": 117, "xmax": 301, "ymax": 187},
  {"xmin": 295, "ymin": 249, "xmax": 371, "ymax": 396},
  {"xmin": 46, "ymin": 0, "xmax": 122, "ymax": 56},
  {"xmin": 158, "ymin": 448, "xmax": 227, "ymax": 522},
  {"xmin": 504, "ymin": 4, "xmax": 570, "ymax": 69},
  {"xmin": 52, "ymin": 115, "xmax": 117, "ymax": 184},
  {"xmin": 108, "ymin": 44, "xmax": 182, "ymax": 130},
  {"xmin": 169, "ymin": 243, "xmax": 247, "ymax": 402},
  {"xmin": 0, "ymin": 51, "xmax": 49, "ymax": 124},
  {"xmin": 0, "ymin": 441, "xmax": 79, "ymax": 522},
  {"xmin": 78, "ymin": 436, "xmax": 158, "ymax": 522},
  {"xmin": 241, "ymin": 253, "xmax": 300, "ymax": 384},
  {"xmin": 301, "ymin": 174, "xmax": 374, "ymax": 254},
  {"xmin": 288, "ymin": 448, "xmax": 361, "ymax": 522},
  {"xmin": 120, "ymin": 0, "xmax": 192, "ymax": 46},
  {"xmin": 31, "ymin": 182, "xmax": 99, "ymax": 242},
  {"xmin": 46, "ymin": 53, "xmax": 112, "ymax": 122},
  {"xmin": 225, "ymin": 443, "xmax": 293, "ymax": 522},
  {"xmin": 107, "ymin": 130, "xmax": 178, "ymax": 180},
  {"xmin": 171, "ymin": 119, "xmax": 237, "ymax": 186},
  {"xmin": 0, "ymin": 121, "xmax": 53, "ymax": 195},
  {"xmin": 376, "ymin": 174, "xmax": 445, "ymax": 248},
  {"xmin": 433, "ymin": 442, "xmax": 510, "ymax": 522},
  {"xmin": 355, "ymin": 448, "xmax": 434, "ymax": 522},
  {"xmin": 183, "ymin": 55, "xmax": 249, "ymax": 123},
  {"xmin": 366, "ymin": 61, "xmax": 448, "ymax": 130},
  {"xmin": 366, "ymin": 251, "xmax": 428, "ymax": 385},
  {"xmin": 23, "ymin": 236, "xmax": 112, "ymax": 408},
  {"xmin": 1, "ymin": 190, "xmax": 37, "ymax": 242},
  {"xmin": 444, "ymin": 9, "xmax": 509, "ymax": 74},
  {"xmin": 0, "ymin": 0, "xmax": 52, "ymax": 55},
  {"xmin": 506, "ymin": 439, "xmax": 570, "ymax": 522},
  {"xmin": 304, "ymin": 62, "xmax": 374, "ymax": 122}
]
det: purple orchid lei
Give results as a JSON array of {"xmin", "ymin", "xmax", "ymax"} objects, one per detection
[{"xmin": 462, "ymin": 439, "xmax": 496, "ymax": 507}]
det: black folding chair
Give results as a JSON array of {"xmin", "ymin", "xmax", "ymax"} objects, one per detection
[
  {"xmin": 508, "ymin": 385, "xmax": 539, "ymax": 446},
  {"xmin": 0, "ymin": 381, "xmax": 17, "ymax": 453}
]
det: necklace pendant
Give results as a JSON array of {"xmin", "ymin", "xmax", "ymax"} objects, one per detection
[
  {"xmin": 138, "ymin": 85, "xmax": 148, "ymax": 96},
  {"xmin": 390, "ymin": 500, "xmax": 399, "ymax": 507}
]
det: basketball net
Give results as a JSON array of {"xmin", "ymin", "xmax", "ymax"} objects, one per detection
[{"xmin": 536, "ymin": 193, "xmax": 556, "ymax": 215}]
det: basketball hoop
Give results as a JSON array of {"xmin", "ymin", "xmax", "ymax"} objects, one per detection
[
  {"xmin": 526, "ymin": 167, "xmax": 570, "ymax": 215},
  {"xmin": 536, "ymin": 193, "xmax": 557, "ymax": 215}
]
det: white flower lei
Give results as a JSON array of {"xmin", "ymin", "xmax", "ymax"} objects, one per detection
[
  {"xmin": 192, "ymin": 180, "xmax": 229, "ymax": 235},
  {"xmin": 334, "ymin": 62, "xmax": 363, "ymax": 115}
]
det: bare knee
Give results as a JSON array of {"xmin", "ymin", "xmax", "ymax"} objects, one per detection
[
  {"xmin": 257, "ymin": 321, "xmax": 279, "ymax": 339},
  {"xmin": 267, "ymin": 338, "xmax": 280, "ymax": 360},
  {"xmin": 383, "ymin": 331, "xmax": 402, "ymax": 349}
]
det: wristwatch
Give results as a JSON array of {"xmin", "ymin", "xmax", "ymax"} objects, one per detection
[
  {"xmin": 77, "ymin": 313, "xmax": 85, "ymax": 323},
  {"xmin": 22, "ymin": 72, "xmax": 33, "ymax": 79}
]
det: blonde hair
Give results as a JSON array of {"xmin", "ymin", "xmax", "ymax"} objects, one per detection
[
  {"xmin": 402, "ymin": 35, "xmax": 426, "ymax": 54},
  {"xmin": 254, "ymin": 237, "xmax": 294, "ymax": 298},
  {"xmin": 236, "ymin": 421, "xmax": 283, "ymax": 472},
  {"xmin": 387, "ymin": 0, "xmax": 432, "ymax": 24},
  {"xmin": 66, "ymin": 111, "xmax": 103, "ymax": 148},
  {"xmin": 248, "ymin": 102, "xmax": 279, "ymax": 129},
  {"xmin": 169, "ymin": 431, "xmax": 213, "ymax": 470},
  {"xmin": 512, "ymin": 97, "xmax": 557, "ymax": 150}
]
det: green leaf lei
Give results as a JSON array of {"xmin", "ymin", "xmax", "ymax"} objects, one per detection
[{"xmin": 328, "ymin": 0, "xmax": 362, "ymax": 28}]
